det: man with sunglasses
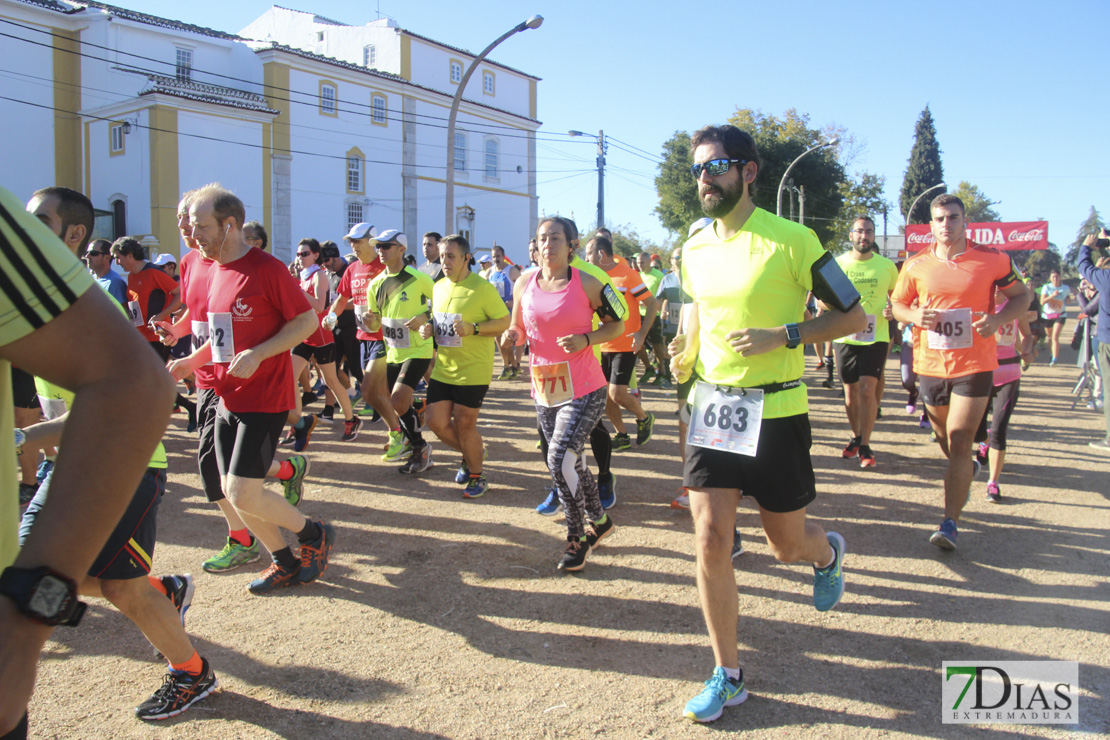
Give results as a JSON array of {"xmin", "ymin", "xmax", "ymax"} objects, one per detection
[
  {"xmin": 670, "ymin": 124, "xmax": 865, "ymax": 723},
  {"xmin": 891, "ymin": 194, "xmax": 1030, "ymax": 550},
  {"xmin": 363, "ymin": 230, "xmax": 436, "ymax": 473},
  {"xmin": 84, "ymin": 239, "xmax": 128, "ymax": 306},
  {"xmin": 831, "ymin": 216, "xmax": 900, "ymax": 469}
]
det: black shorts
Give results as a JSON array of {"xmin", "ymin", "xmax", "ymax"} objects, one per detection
[
  {"xmin": 214, "ymin": 406, "xmax": 286, "ymax": 479},
  {"xmin": 196, "ymin": 388, "xmax": 224, "ymax": 503},
  {"xmin": 21, "ymin": 466, "xmax": 165, "ymax": 580},
  {"xmin": 601, "ymin": 351, "xmax": 637, "ymax": 386},
  {"xmin": 1045, "ymin": 315, "xmax": 1067, "ymax": 327},
  {"xmin": 683, "ymin": 414, "xmax": 816, "ymax": 514},
  {"xmin": 834, "ymin": 341, "xmax": 889, "ymax": 384},
  {"xmin": 643, "ymin": 315, "xmax": 664, "ymax": 348},
  {"xmin": 387, "ymin": 357, "xmax": 432, "ymax": 391},
  {"xmin": 426, "ymin": 378, "xmax": 488, "ymax": 409},
  {"xmin": 359, "ymin": 339, "xmax": 386, "ymax": 369},
  {"xmin": 293, "ymin": 342, "xmax": 337, "ymax": 364},
  {"xmin": 11, "ymin": 367, "xmax": 39, "ymax": 410},
  {"xmin": 920, "ymin": 371, "xmax": 994, "ymax": 406}
]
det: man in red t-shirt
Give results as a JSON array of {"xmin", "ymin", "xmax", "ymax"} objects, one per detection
[
  {"xmin": 325, "ymin": 223, "xmax": 404, "ymax": 454},
  {"xmin": 169, "ymin": 184, "xmax": 337, "ymax": 595},
  {"xmin": 110, "ymin": 238, "xmax": 182, "ymax": 354},
  {"xmin": 891, "ymin": 193, "xmax": 1030, "ymax": 550},
  {"xmin": 586, "ymin": 236, "xmax": 657, "ymax": 450}
]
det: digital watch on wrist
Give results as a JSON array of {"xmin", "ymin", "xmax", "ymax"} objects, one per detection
[
  {"xmin": 473, "ymin": 323, "xmax": 479, "ymax": 336},
  {"xmin": 0, "ymin": 566, "xmax": 86, "ymax": 627},
  {"xmin": 784, "ymin": 323, "xmax": 802, "ymax": 349}
]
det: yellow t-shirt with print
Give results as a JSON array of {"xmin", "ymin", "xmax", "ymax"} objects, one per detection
[
  {"xmin": 682, "ymin": 208, "xmax": 826, "ymax": 420},
  {"xmin": 430, "ymin": 272, "xmax": 509, "ymax": 386},
  {"xmin": 833, "ymin": 252, "xmax": 899, "ymax": 345}
]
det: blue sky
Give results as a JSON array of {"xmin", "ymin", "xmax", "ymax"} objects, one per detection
[{"xmin": 119, "ymin": 0, "xmax": 1109, "ymax": 249}]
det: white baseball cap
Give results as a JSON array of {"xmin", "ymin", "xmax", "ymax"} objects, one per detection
[
  {"xmin": 344, "ymin": 222, "xmax": 377, "ymax": 240},
  {"xmin": 152, "ymin": 253, "xmax": 177, "ymax": 266},
  {"xmin": 375, "ymin": 229, "xmax": 408, "ymax": 248}
]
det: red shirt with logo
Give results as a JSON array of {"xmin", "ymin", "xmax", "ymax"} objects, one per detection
[
  {"xmin": 336, "ymin": 257, "xmax": 385, "ymax": 340},
  {"xmin": 127, "ymin": 262, "xmax": 178, "ymax": 342},
  {"xmin": 206, "ymin": 248, "xmax": 312, "ymax": 413},
  {"xmin": 178, "ymin": 248, "xmax": 215, "ymax": 389}
]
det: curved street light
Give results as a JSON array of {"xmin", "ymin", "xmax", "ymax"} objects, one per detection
[
  {"xmin": 904, "ymin": 182, "xmax": 946, "ymax": 228},
  {"xmin": 776, "ymin": 138, "xmax": 838, "ymax": 218},
  {"xmin": 444, "ymin": 16, "xmax": 543, "ymax": 234}
]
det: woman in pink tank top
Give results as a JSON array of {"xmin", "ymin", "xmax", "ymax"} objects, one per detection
[{"xmin": 501, "ymin": 216, "xmax": 625, "ymax": 572}]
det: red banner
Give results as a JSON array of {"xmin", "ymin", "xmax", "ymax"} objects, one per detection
[{"xmin": 905, "ymin": 221, "xmax": 1048, "ymax": 251}]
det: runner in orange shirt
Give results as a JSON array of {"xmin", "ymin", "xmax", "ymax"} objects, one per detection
[
  {"xmin": 586, "ymin": 236, "xmax": 657, "ymax": 450},
  {"xmin": 891, "ymin": 193, "xmax": 1030, "ymax": 550}
]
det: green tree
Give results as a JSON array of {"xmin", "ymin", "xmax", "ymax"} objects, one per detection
[
  {"xmin": 950, "ymin": 181, "xmax": 1000, "ymax": 222},
  {"xmin": 1064, "ymin": 206, "xmax": 1106, "ymax": 265},
  {"xmin": 899, "ymin": 106, "xmax": 945, "ymax": 225},
  {"xmin": 653, "ymin": 131, "xmax": 700, "ymax": 238},
  {"xmin": 584, "ymin": 223, "xmax": 659, "ymax": 261},
  {"xmin": 1024, "ymin": 245, "xmax": 1062, "ymax": 282},
  {"xmin": 830, "ymin": 172, "xmax": 893, "ymax": 252}
]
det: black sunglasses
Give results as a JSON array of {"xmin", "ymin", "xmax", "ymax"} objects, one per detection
[
  {"xmin": 296, "ymin": 251, "xmax": 312, "ymax": 257},
  {"xmin": 86, "ymin": 251, "xmax": 110, "ymax": 257},
  {"xmin": 690, "ymin": 158, "xmax": 748, "ymax": 179}
]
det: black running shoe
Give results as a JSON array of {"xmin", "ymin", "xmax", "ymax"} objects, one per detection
[
  {"xmin": 636, "ymin": 413, "xmax": 655, "ymax": 445},
  {"xmin": 585, "ymin": 516, "xmax": 615, "ymax": 552},
  {"xmin": 135, "ymin": 658, "xmax": 218, "ymax": 721},
  {"xmin": 557, "ymin": 537, "xmax": 588, "ymax": 572}
]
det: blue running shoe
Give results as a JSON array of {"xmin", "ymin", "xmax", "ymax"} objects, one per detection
[
  {"xmin": 462, "ymin": 475, "xmax": 488, "ymax": 499},
  {"xmin": 598, "ymin": 474, "xmax": 616, "ymax": 510},
  {"xmin": 683, "ymin": 667, "xmax": 747, "ymax": 722},
  {"xmin": 455, "ymin": 460, "xmax": 469, "ymax": 485},
  {"xmin": 930, "ymin": 518, "xmax": 958, "ymax": 550},
  {"xmin": 813, "ymin": 532, "xmax": 845, "ymax": 612},
  {"xmin": 536, "ymin": 488, "xmax": 560, "ymax": 516}
]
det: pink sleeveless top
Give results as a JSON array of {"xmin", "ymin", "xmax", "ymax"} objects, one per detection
[{"xmin": 522, "ymin": 267, "xmax": 606, "ymax": 402}]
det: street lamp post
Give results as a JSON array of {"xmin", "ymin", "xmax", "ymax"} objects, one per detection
[
  {"xmin": 904, "ymin": 183, "xmax": 946, "ymax": 227},
  {"xmin": 776, "ymin": 138, "xmax": 838, "ymax": 217},
  {"xmin": 569, "ymin": 129, "xmax": 605, "ymax": 229},
  {"xmin": 444, "ymin": 15, "xmax": 543, "ymax": 234}
]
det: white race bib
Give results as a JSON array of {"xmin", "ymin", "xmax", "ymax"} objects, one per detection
[
  {"xmin": 686, "ymin": 381, "xmax": 764, "ymax": 457},
  {"xmin": 381, "ymin": 317, "xmax": 410, "ymax": 349},
  {"xmin": 127, "ymin": 300, "xmax": 144, "ymax": 327},
  {"xmin": 354, "ymin": 303, "xmax": 372, "ymax": 333},
  {"xmin": 666, "ymin": 303, "xmax": 681, "ymax": 328},
  {"xmin": 191, "ymin": 319, "xmax": 212, "ymax": 364},
  {"xmin": 849, "ymin": 314, "xmax": 877, "ymax": 343},
  {"xmin": 433, "ymin": 312, "xmax": 462, "ymax": 348},
  {"xmin": 531, "ymin": 362, "xmax": 574, "ymax": 408},
  {"xmin": 209, "ymin": 312, "xmax": 236, "ymax": 363},
  {"xmin": 996, "ymin": 319, "xmax": 1017, "ymax": 348},
  {"xmin": 927, "ymin": 308, "xmax": 973, "ymax": 350}
]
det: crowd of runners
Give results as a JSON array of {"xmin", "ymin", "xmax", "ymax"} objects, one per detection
[{"xmin": 2, "ymin": 122, "xmax": 1107, "ymax": 737}]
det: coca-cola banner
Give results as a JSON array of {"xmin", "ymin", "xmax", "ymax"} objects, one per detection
[{"xmin": 905, "ymin": 221, "xmax": 1048, "ymax": 251}]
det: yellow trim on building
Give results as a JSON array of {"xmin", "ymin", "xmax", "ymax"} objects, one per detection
[
  {"xmin": 400, "ymin": 34, "xmax": 411, "ymax": 81},
  {"xmin": 448, "ymin": 57, "xmax": 463, "ymax": 86},
  {"xmin": 262, "ymin": 121, "xmax": 272, "ymax": 234},
  {"xmin": 52, "ymin": 27, "xmax": 81, "ymax": 190},
  {"xmin": 83, "ymin": 119, "xmax": 91, "ymax": 196},
  {"xmin": 147, "ymin": 105, "xmax": 179, "ymax": 258},
  {"xmin": 529, "ymin": 79, "xmax": 537, "ymax": 120},
  {"xmin": 370, "ymin": 93, "xmax": 388, "ymax": 127},
  {"xmin": 416, "ymin": 175, "xmax": 529, "ymax": 199},
  {"xmin": 264, "ymin": 61, "xmax": 291, "ymax": 156},
  {"xmin": 482, "ymin": 69, "xmax": 495, "ymax": 96}
]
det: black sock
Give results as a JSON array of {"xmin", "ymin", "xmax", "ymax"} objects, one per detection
[
  {"xmin": 273, "ymin": 546, "xmax": 298, "ymax": 570},
  {"xmin": 296, "ymin": 519, "xmax": 321, "ymax": 543},
  {"xmin": 400, "ymin": 407, "xmax": 424, "ymax": 447},
  {"xmin": 590, "ymin": 422, "xmax": 612, "ymax": 477},
  {"xmin": 176, "ymin": 394, "xmax": 195, "ymax": 414}
]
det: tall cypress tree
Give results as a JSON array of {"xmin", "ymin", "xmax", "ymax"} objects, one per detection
[{"xmin": 899, "ymin": 106, "xmax": 945, "ymax": 225}]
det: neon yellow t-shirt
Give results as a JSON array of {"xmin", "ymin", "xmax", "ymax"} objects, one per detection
[
  {"xmin": 682, "ymin": 208, "xmax": 826, "ymax": 419},
  {"xmin": 366, "ymin": 265, "xmax": 435, "ymax": 363},
  {"xmin": 430, "ymin": 271, "xmax": 509, "ymax": 386},
  {"xmin": 0, "ymin": 186, "xmax": 94, "ymax": 569},
  {"xmin": 570, "ymin": 256, "xmax": 628, "ymax": 364},
  {"xmin": 833, "ymin": 252, "xmax": 899, "ymax": 345}
]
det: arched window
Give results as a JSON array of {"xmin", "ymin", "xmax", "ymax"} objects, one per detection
[{"xmin": 111, "ymin": 198, "xmax": 126, "ymax": 240}]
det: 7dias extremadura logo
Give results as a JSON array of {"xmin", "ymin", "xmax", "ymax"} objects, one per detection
[{"xmin": 942, "ymin": 661, "xmax": 1078, "ymax": 725}]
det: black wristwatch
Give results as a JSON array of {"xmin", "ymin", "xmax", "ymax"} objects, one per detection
[
  {"xmin": 784, "ymin": 323, "xmax": 802, "ymax": 349},
  {"xmin": 473, "ymin": 323, "xmax": 479, "ymax": 336},
  {"xmin": 0, "ymin": 566, "xmax": 85, "ymax": 627}
]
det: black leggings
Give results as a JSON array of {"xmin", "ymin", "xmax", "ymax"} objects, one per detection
[
  {"xmin": 975, "ymin": 379, "xmax": 1020, "ymax": 451},
  {"xmin": 537, "ymin": 419, "xmax": 611, "ymax": 478}
]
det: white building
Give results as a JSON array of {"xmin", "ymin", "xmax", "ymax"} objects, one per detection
[{"xmin": 0, "ymin": 0, "xmax": 541, "ymax": 262}]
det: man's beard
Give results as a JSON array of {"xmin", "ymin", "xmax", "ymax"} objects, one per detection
[
  {"xmin": 853, "ymin": 242, "xmax": 873, "ymax": 254},
  {"xmin": 699, "ymin": 180, "xmax": 743, "ymax": 218}
]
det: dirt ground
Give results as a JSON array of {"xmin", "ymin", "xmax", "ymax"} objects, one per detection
[{"xmin": 25, "ymin": 340, "xmax": 1110, "ymax": 739}]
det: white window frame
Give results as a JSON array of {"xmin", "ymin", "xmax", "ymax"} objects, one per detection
[
  {"xmin": 346, "ymin": 200, "xmax": 364, "ymax": 232},
  {"xmin": 454, "ymin": 131, "xmax": 467, "ymax": 173},
  {"xmin": 175, "ymin": 47, "xmax": 192, "ymax": 82},
  {"xmin": 347, "ymin": 155, "xmax": 362, "ymax": 193},
  {"xmin": 371, "ymin": 93, "xmax": 387, "ymax": 126},
  {"xmin": 484, "ymin": 138, "xmax": 499, "ymax": 180},
  {"xmin": 482, "ymin": 70, "xmax": 495, "ymax": 95},
  {"xmin": 450, "ymin": 59, "xmax": 463, "ymax": 85},
  {"xmin": 109, "ymin": 122, "xmax": 125, "ymax": 156},
  {"xmin": 320, "ymin": 82, "xmax": 337, "ymax": 116},
  {"xmin": 363, "ymin": 44, "xmax": 376, "ymax": 67}
]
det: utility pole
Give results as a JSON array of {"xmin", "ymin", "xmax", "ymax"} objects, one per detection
[{"xmin": 569, "ymin": 129, "xmax": 606, "ymax": 229}]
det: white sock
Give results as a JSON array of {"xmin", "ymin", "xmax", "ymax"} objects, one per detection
[{"xmin": 721, "ymin": 666, "xmax": 740, "ymax": 681}]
